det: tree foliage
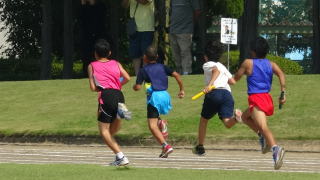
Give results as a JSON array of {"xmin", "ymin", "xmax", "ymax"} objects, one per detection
[
  {"xmin": 0, "ymin": 0, "xmax": 42, "ymax": 58},
  {"xmin": 207, "ymin": 0, "xmax": 244, "ymax": 18},
  {"xmin": 259, "ymin": 0, "xmax": 313, "ymax": 58}
]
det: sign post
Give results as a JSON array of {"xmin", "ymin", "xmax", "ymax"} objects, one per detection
[{"xmin": 220, "ymin": 18, "xmax": 238, "ymax": 70}]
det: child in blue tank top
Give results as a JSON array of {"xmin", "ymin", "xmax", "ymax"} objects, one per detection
[
  {"xmin": 133, "ymin": 46, "xmax": 185, "ymax": 158},
  {"xmin": 233, "ymin": 37, "xmax": 286, "ymax": 170}
]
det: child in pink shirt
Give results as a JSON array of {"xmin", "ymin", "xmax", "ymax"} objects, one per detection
[{"xmin": 88, "ymin": 39, "xmax": 131, "ymax": 166}]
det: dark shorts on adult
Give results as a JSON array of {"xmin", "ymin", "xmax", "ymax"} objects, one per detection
[{"xmin": 129, "ymin": 31, "xmax": 154, "ymax": 59}]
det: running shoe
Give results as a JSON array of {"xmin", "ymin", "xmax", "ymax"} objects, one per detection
[
  {"xmin": 157, "ymin": 118, "xmax": 168, "ymax": 139},
  {"xmin": 272, "ymin": 146, "xmax": 285, "ymax": 170},
  {"xmin": 109, "ymin": 156, "xmax": 129, "ymax": 166},
  {"xmin": 234, "ymin": 109, "xmax": 243, "ymax": 123},
  {"xmin": 159, "ymin": 144, "xmax": 173, "ymax": 158},
  {"xmin": 117, "ymin": 103, "xmax": 132, "ymax": 120},
  {"xmin": 259, "ymin": 133, "xmax": 271, "ymax": 154},
  {"xmin": 192, "ymin": 145, "xmax": 206, "ymax": 156}
]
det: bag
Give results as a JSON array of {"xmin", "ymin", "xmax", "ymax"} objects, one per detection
[
  {"xmin": 126, "ymin": 2, "xmax": 139, "ymax": 36},
  {"xmin": 126, "ymin": 18, "xmax": 137, "ymax": 36}
]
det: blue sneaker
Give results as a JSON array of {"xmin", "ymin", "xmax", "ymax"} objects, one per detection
[
  {"xmin": 272, "ymin": 146, "xmax": 285, "ymax": 170},
  {"xmin": 259, "ymin": 133, "xmax": 270, "ymax": 154}
]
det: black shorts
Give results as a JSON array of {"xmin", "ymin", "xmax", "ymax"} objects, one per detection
[
  {"xmin": 201, "ymin": 89, "xmax": 234, "ymax": 120},
  {"xmin": 147, "ymin": 104, "xmax": 159, "ymax": 119},
  {"xmin": 98, "ymin": 89, "xmax": 124, "ymax": 123}
]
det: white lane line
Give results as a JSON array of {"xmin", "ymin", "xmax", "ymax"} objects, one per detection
[
  {"xmin": 1, "ymin": 152, "xmax": 320, "ymax": 166},
  {"xmin": 132, "ymin": 165, "xmax": 320, "ymax": 173}
]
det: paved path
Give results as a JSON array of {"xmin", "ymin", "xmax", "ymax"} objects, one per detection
[{"xmin": 0, "ymin": 143, "xmax": 319, "ymax": 173}]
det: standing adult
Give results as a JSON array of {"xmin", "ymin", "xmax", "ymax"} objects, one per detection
[
  {"xmin": 122, "ymin": 0, "xmax": 155, "ymax": 76},
  {"xmin": 170, "ymin": 0, "xmax": 200, "ymax": 75}
]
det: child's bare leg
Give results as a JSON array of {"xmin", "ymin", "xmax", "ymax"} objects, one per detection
[
  {"xmin": 222, "ymin": 117, "xmax": 236, "ymax": 128},
  {"xmin": 242, "ymin": 108, "xmax": 259, "ymax": 133},
  {"xmin": 110, "ymin": 118, "xmax": 121, "ymax": 136},
  {"xmin": 148, "ymin": 118, "xmax": 166, "ymax": 144},
  {"xmin": 98, "ymin": 122, "xmax": 121, "ymax": 153},
  {"xmin": 251, "ymin": 107, "xmax": 276, "ymax": 147},
  {"xmin": 222, "ymin": 108, "xmax": 243, "ymax": 128},
  {"xmin": 198, "ymin": 117, "xmax": 209, "ymax": 145}
]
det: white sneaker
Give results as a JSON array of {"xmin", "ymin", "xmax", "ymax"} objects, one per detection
[
  {"xmin": 117, "ymin": 103, "xmax": 132, "ymax": 120},
  {"xmin": 109, "ymin": 156, "xmax": 129, "ymax": 166},
  {"xmin": 272, "ymin": 146, "xmax": 285, "ymax": 170},
  {"xmin": 234, "ymin": 109, "xmax": 243, "ymax": 123}
]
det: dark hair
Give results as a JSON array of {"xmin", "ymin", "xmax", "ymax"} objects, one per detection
[
  {"xmin": 204, "ymin": 40, "xmax": 224, "ymax": 62},
  {"xmin": 250, "ymin": 37, "xmax": 269, "ymax": 58},
  {"xmin": 94, "ymin": 39, "xmax": 111, "ymax": 58},
  {"xmin": 144, "ymin": 46, "xmax": 158, "ymax": 61}
]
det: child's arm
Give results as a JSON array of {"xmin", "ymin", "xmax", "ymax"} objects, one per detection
[
  {"xmin": 271, "ymin": 62, "xmax": 286, "ymax": 104},
  {"xmin": 204, "ymin": 67, "xmax": 220, "ymax": 93},
  {"xmin": 172, "ymin": 72, "xmax": 185, "ymax": 98},
  {"xmin": 133, "ymin": 69, "xmax": 144, "ymax": 91},
  {"xmin": 133, "ymin": 84, "xmax": 142, "ymax": 91},
  {"xmin": 234, "ymin": 59, "xmax": 251, "ymax": 81},
  {"xmin": 87, "ymin": 64, "xmax": 98, "ymax": 92},
  {"xmin": 228, "ymin": 78, "xmax": 236, "ymax": 85},
  {"xmin": 118, "ymin": 63, "xmax": 131, "ymax": 86}
]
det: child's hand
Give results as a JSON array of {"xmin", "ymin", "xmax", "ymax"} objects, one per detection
[
  {"xmin": 279, "ymin": 91, "xmax": 286, "ymax": 109},
  {"xmin": 203, "ymin": 85, "xmax": 213, "ymax": 94},
  {"xmin": 178, "ymin": 90, "xmax": 185, "ymax": 98}
]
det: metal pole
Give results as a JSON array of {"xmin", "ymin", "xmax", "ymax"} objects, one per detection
[{"xmin": 227, "ymin": 44, "xmax": 230, "ymax": 70}]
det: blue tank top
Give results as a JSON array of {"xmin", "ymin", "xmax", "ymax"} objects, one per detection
[
  {"xmin": 144, "ymin": 64, "xmax": 169, "ymax": 91},
  {"xmin": 247, "ymin": 59, "xmax": 273, "ymax": 94}
]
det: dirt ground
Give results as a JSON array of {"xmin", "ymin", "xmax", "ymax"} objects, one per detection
[{"xmin": 0, "ymin": 142, "xmax": 319, "ymax": 173}]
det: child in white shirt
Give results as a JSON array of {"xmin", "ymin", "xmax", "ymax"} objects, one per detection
[{"xmin": 193, "ymin": 41, "xmax": 242, "ymax": 156}]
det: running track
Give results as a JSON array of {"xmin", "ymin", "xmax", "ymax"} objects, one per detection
[{"xmin": 0, "ymin": 143, "xmax": 319, "ymax": 173}]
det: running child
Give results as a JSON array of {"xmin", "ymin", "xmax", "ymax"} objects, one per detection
[
  {"xmin": 193, "ymin": 41, "xmax": 242, "ymax": 156},
  {"xmin": 233, "ymin": 37, "xmax": 286, "ymax": 170},
  {"xmin": 133, "ymin": 46, "xmax": 185, "ymax": 158},
  {"xmin": 88, "ymin": 39, "xmax": 131, "ymax": 166}
]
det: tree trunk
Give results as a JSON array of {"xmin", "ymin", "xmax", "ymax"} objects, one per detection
[
  {"xmin": 109, "ymin": 0, "xmax": 120, "ymax": 59},
  {"xmin": 40, "ymin": 0, "xmax": 53, "ymax": 80},
  {"xmin": 313, "ymin": 0, "xmax": 320, "ymax": 73},
  {"xmin": 63, "ymin": 0, "xmax": 74, "ymax": 79},
  {"xmin": 239, "ymin": 0, "xmax": 259, "ymax": 63}
]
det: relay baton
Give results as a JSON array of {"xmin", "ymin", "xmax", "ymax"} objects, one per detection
[
  {"xmin": 279, "ymin": 91, "xmax": 285, "ymax": 109},
  {"xmin": 191, "ymin": 86, "xmax": 215, "ymax": 100}
]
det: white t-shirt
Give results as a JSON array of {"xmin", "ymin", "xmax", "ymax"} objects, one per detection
[{"xmin": 203, "ymin": 61, "xmax": 232, "ymax": 92}]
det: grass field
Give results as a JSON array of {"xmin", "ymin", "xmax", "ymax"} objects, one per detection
[
  {"xmin": 0, "ymin": 75, "xmax": 320, "ymax": 141},
  {"xmin": 0, "ymin": 164, "xmax": 319, "ymax": 180}
]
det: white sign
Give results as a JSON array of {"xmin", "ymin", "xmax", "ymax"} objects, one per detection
[{"xmin": 220, "ymin": 18, "xmax": 238, "ymax": 45}]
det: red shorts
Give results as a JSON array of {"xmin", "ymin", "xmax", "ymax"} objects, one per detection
[{"xmin": 248, "ymin": 93, "xmax": 274, "ymax": 116}]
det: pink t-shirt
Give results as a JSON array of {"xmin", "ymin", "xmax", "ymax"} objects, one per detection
[
  {"xmin": 91, "ymin": 60, "xmax": 122, "ymax": 104},
  {"xmin": 90, "ymin": 60, "xmax": 122, "ymax": 90}
]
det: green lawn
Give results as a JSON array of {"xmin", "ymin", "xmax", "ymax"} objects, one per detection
[
  {"xmin": 0, "ymin": 164, "xmax": 319, "ymax": 180},
  {"xmin": 0, "ymin": 75, "xmax": 320, "ymax": 141}
]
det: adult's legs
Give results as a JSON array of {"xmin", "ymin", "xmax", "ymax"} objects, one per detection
[
  {"xmin": 177, "ymin": 33, "xmax": 193, "ymax": 74},
  {"xmin": 129, "ymin": 33, "xmax": 142, "ymax": 76},
  {"xmin": 169, "ymin": 33, "xmax": 182, "ymax": 74}
]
